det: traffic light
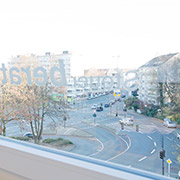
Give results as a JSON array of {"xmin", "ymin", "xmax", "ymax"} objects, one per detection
[{"xmin": 160, "ymin": 150, "xmax": 165, "ymax": 159}]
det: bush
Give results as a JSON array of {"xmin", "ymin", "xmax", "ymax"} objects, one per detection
[
  {"xmin": 42, "ymin": 138, "xmax": 73, "ymax": 147},
  {"xmin": 10, "ymin": 136, "xmax": 30, "ymax": 141},
  {"xmin": 125, "ymin": 96, "xmax": 139, "ymax": 109},
  {"xmin": 43, "ymin": 138, "xmax": 63, "ymax": 143},
  {"xmin": 132, "ymin": 103, "xmax": 139, "ymax": 112}
]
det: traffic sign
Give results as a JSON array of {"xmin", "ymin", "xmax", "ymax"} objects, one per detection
[
  {"xmin": 166, "ymin": 158, "xmax": 172, "ymax": 177},
  {"xmin": 113, "ymin": 92, "xmax": 120, "ymax": 97},
  {"xmin": 166, "ymin": 159, "xmax": 172, "ymax": 164}
]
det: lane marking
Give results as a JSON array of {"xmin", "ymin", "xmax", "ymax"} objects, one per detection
[
  {"xmin": 147, "ymin": 136, "xmax": 152, "ymax": 140},
  {"xmin": 138, "ymin": 156, "xmax": 147, "ymax": 162},
  {"xmin": 166, "ymin": 137, "xmax": 172, "ymax": 141},
  {"xmin": 89, "ymin": 138, "xmax": 104, "ymax": 156},
  {"xmin": 107, "ymin": 135, "xmax": 131, "ymax": 161},
  {"xmin": 154, "ymin": 142, "xmax": 157, "ymax": 147},
  {"xmin": 151, "ymin": 149, "xmax": 155, "ymax": 154},
  {"xmin": 177, "ymin": 144, "xmax": 180, "ymax": 148}
]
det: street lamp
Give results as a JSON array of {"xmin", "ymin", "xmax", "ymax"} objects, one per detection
[{"xmin": 112, "ymin": 55, "xmax": 120, "ymax": 71}]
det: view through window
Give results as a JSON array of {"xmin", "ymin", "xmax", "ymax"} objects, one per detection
[{"xmin": 0, "ymin": 0, "xmax": 180, "ymax": 179}]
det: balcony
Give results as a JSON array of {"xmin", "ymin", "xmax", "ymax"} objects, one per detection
[{"xmin": 0, "ymin": 136, "xmax": 173, "ymax": 180}]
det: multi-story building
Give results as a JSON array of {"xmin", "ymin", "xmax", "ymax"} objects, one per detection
[
  {"xmin": 8, "ymin": 51, "xmax": 71, "ymax": 79},
  {"xmin": 8, "ymin": 51, "xmax": 72, "ymax": 102},
  {"xmin": 65, "ymin": 68, "xmax": 135, "ymax": 102},
  {"xmin": 37, "ymin": 51, "xmax": 71, "ymax": 79},
  {"xmin": 138, "ymin": 53, "xmax": 177, "ymax": 105}
]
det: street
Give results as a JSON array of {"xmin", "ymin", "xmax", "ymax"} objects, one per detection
[{"xmin": 5, "ymin": 93, "xmax": 180, "ymax": 179}]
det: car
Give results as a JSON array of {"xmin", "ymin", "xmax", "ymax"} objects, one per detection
[
  {"xmin": 119, "ymin": 117, "xmax": 133, "ymax": 125},
  {"xmin": 91, "ymin": 104, "xmax": 97, "ymax": 109},
  {"xmin": 96, "ymin": 106, "xmax": 103, "ymax": 112},
  {"xmin": 123, "ymin": 107, "xmax": 127, "ymax": 112},
  {"xmin": 110, "ymin": 100, "xmax": 115, "ymax": 105},
  {"xmin": 23, "ymin": 132, "xmax": 43, "ymax": 139},
  {"xmin": 163, "ymin": 118, "xmax": 176, "ymax": 128},
  {"xmin": 23, "ymin": 132, "xmax": 34, "ymax": 139},
  {"xmin": 104, "ymin": 103, "xmax": 110, "ymax": 108}
]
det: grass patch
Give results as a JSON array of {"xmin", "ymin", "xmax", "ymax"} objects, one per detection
[{"xmin": 42, "ymin": 138, "xmax": 73, "ymax": 147}]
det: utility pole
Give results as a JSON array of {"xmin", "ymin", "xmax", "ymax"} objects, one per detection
[
  {"xmin": 160, "ymin": 135, "xmax": 165, "ymax": 175},
  {"xmin": 93, "ymin": 111, "xmax": 96, "ymax": 124},
  {"xmin": 116, "ymin": 100, "xmax": 118, "ymax": 116}
]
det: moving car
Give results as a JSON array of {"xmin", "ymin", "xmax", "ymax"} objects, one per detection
[
  {"xmin": 119, "ymin": 117, "xmax": 134, "ymax": 125},
  {"xmin": 91, "ymin": 104, "xmax": 97, "ymax": 109},
  {"xmin": 163, "ymin": 118, "xmax": 176, "ymax": 128},
  {"xmin": 96, "ymin": 106, "xmax": 103, "ymax": 112},
  {"xmin": 104, "ymin": 103, "xmax": 110, "ymax": 108}
]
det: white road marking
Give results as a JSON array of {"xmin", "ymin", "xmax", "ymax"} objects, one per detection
[
  {"xmin": 151, "ymin": 149, "xmax": 155, "ymax": 154},
  {"xmin": 138, "ymin": 156, "xmax": 147, "ymax": 162},
  {"xmin": 64, "ymin": 128, "xmax": 73, "ymax": 135},
  {"xmin": 89, "ymin": 138, "xmax": 104, "ymax": 156},
  {"xmin": 147, "ymin": 136, "xmax": 152, "ymax": 140},
  {"xmin": 177, "ymin": 144, "xmax": 180, "ymax": 148},
  {"xmin": 166, "ymin": 137, "xmax": 172, "ymax": 141},
  {"xmin": 154, "ymin": 142, "xmax": 157, "ymax": 147},
  {"xmin": 107, "ymin": 135, "xmax": 131, "ymax": 161}
]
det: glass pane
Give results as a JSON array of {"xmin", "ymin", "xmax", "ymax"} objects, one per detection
[{"xmin": 0, "ymin": 0, "xmax": 180, "ymax": 179}]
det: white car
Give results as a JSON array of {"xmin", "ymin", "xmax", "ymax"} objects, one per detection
[
  {"xmin": 91, "ymin": 104, "xmax": 97, "ymax": 109},
  {"xmin": 119, "ymin": 117, "xmax": 134, "ymax": 125},
  {"xmin": 163, "ymin": 118, "xmax": 176, "ymax": 128}
]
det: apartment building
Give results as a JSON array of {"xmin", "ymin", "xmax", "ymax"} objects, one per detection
[{"xmin": 138, "ymin": 53, "xmax": 177, "ymax": 105}]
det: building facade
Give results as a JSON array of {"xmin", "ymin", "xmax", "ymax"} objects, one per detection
[{"xmin": 138, "ymin": 53, "xmax": 178, "ymax": 105}]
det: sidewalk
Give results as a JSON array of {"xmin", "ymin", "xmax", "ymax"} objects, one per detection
[{"xmin": 43, "ymin": 126, "xmax": 93, "ymax": 138}]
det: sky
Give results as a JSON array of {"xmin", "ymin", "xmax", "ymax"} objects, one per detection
[{"xmin": 0, "ymin": 0, "xmax": 180, "ymax": 76}]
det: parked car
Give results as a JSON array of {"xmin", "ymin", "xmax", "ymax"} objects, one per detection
[
  {"xmin": 104, "ymin": 103, "xmax": 110, "ymax": 108},
  {"xmin": 23, "ymin": 132, "xmax": 34, "ymax": 139},
  {"xmin": 121, "ymin": 95, "xmax": 126, "ymax": 98},
  {"xmin": 91, "ymin": 104, "xmax": 97, "ymax": 109},
  {"xmin": 23, "ymin": 132, "xmax": 42, "ymax": 139},
  {"xmin": 163, "ymin": 118, "xmax": 176, "ymax": 128},
  {"xmin": 96, "ymin": 106, "xmax": 103, "ymax": 112}
]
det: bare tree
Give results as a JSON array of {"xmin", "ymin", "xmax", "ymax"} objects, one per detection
[{"xmin": 8, "ymin": 54, "xmax": 69, "ymax": 143}]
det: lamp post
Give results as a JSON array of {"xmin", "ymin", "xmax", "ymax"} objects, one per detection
[
  {"xmin": 112, "ymin": 55, "xmax": 120, "ymax": 71},
  {"xmin": 160, "ymin": 135, "xmax": 165, "ymax": 175}
]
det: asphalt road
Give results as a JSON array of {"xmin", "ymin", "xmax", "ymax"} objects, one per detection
[{"xmin": 5, "ymin": 93, "xmax": 180, "ymax": 178}]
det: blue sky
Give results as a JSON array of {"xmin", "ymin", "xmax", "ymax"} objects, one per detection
[{"xmin": 0, "ymin": 0, "xmax": 180, "ymax": 75}]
